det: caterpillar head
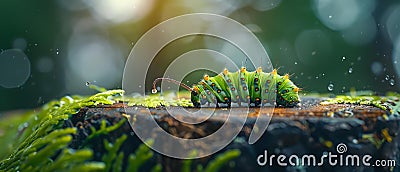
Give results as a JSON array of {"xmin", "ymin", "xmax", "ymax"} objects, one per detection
[
  {"xmin": 277, "ymin": 74, "xmax": 301, "ymax": 107},
  {"xmin": 277, "ymin": 85, "xmax": 300, "ymax": 107},
  {"xmin": 191, "ymin": 86, "xmax": 201, "ymax": 107}
]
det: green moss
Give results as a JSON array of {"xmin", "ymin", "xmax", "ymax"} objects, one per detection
[
  {"xmin": 320, "ymin": 94, "xmax": 400, "ymax": 115},
  {"xmin": 117, "ymin": 92, "xmax": 193, "ymax": 108}
]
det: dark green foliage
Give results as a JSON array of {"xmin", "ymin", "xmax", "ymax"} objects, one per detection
[
  {"xmin": 126, "ymin": 139, "xmax": 155, "ymax": 172},
  {"xmin": 182, "ymin": 149, "xmax": 241, "ymax": 172},
  {"xmin": 204, "ymin": 149, "xmax": 241, "ymax": 172},
  {"xmin": 102, "ymin": 134, "xmax": 127, "ymax": 172},
  {"xmin": 85, "ymin": 119, "xmax": 127, "ymax": 143},
  {"xmin": 0, "ymin": 89, "xmax": 125, "ymax": 171}
]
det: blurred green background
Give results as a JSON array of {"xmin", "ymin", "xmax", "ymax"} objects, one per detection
[{"xmin": 0, "ymin": 0, "xmax": 399, "ymax": 111}]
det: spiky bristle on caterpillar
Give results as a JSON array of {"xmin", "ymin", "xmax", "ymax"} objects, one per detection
[{"xmin": 152, "ymin": 67, "xmax": 301, "ymax": 107}]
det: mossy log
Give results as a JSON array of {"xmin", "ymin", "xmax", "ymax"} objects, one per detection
[{"xmin": 68, "ymin": 97, "xmax": 400, "ymax": 172}]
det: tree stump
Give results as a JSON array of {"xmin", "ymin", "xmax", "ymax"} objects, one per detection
[{"xmin": 69, "ymin": 97, "xmax": 400, "ymax": 172}]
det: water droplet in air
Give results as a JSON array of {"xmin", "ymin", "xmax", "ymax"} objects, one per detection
[
  {"xmin": 85, "ymin": 81, "xmax": 90, "ymax": 86},
  {"xmin": 342, "ymin": 56, "xmax": 346, "ymax": 61},
  {"xmin": 385, "ymin": 75, "xmax": 390, "ymax": 80},
  {"xmin": 348, "ymin": 67, "xmax": 353, "ymax": 74},
  {"xmin": 328, "ymin": 15, "xmax": 332, "ymax": 19},
  {"xmin": 390, "ymin": 79, "xmax": 395, "ymax": 86},
  {"xmin": 294, "ymin": 62, "xmax": 298, "ymax": 65},
  {"xmin": 327, "ymin": 83, "xmax": 334, "ymax": 91}
]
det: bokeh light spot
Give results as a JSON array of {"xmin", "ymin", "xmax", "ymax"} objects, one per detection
[
  {"xmin": 84, "ymin": 0, "xmax": 154, "ymax": 23},
  {"xmin": 12, "ymin": 38, "xmax": 27, "ymax": 51},
  {"xmin": 0, "ymin": 49, "xmax": 31, "ymax": 88},
  {"xmin": 314, "ymin": 0, "xmax": 361, "ymax": 31},
  {"xmin": 385, "ymin": 5, "xmax": 400, "ymax": 43}
]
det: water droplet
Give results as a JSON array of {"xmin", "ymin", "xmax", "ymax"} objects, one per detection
[
  {"xmin": 328, "ymin": 15, "xmax": 332, "ymax": 19},
  {"xmin": 85, "ymin": 81, "xmax": 90, "ymax": 86},
  {"xmin": 294, "ymin": 61, "xmax": 298, "ymax": 65},
  {"xmin": 311, "ymin": 51, "xmax": 316, "ymax": 56},
  {"xmin": 385, "ymin": 75, "xmax": 390, "ymax": 80},
  {"xmin": 327, "ymin": 83, "xmax": 334, "ymax": 91},
  {"xmin": 138, "ymin": 85, "xmax": 142, "ymax": 88},
  {"xmin": 348, "ymin": 67, "xmax": 353, "ymax": 74},
  {"xmin": 357, "ymin": 56, "xmax": 361, "ymax": 61},
  {"xmin": 342, "ymin": 56, "xmax": 346, "ymax": 61},
  {"xmin": 390, "ymin": 79, "xmax": 395, "ymax": 86}
]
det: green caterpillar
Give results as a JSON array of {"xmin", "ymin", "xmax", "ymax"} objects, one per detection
[{"xmin": 152, "ymin": 67, "xmax": 300, "ymax": 107}]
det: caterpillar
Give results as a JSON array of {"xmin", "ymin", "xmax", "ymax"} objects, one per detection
[{"xmin": 152, "ymin": 67, "xmax": 300, "ymax": 107}]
